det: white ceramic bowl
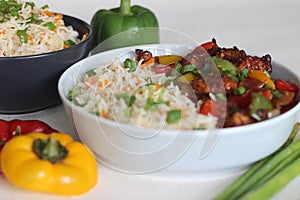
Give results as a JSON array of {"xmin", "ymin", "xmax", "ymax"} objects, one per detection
[{"xmin": 58, "ymin": 44, "xmax": 300, "ymax": 177}]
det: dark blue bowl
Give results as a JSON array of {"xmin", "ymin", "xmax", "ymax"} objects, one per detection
[{"xmin": 0, "ymin": 14, "xmax": 92, "ymax": 114}]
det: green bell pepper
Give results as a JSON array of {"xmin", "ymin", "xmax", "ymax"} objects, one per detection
[
  {"xmin": 90, "ymin": 0, "xmax": 159, "ymax": 52},
  {"xmin": 211, "ymin": 56, "xmax": 239, "ymax": 76},
  {"xmin": 250, "ymin": 92, "xmax": 273, "ymax": 121}
]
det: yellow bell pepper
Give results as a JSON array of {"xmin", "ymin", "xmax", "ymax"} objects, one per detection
[
  {"xmin": 175, "ymin": 72, "xmax": 196, "ymax": 84},
  {"xmin": 157, "ymin": 55, "xmax": 183, "ymax": 65},
  {"xmin": 0, "ymin": 132, "xmax": 98, "ymax": 195},
  {"xmin": 248, "ymin": 70, "xmax": 275, "ymax": 89}
]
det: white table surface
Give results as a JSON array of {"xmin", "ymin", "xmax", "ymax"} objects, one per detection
[{"xmin": 1, "ymin": 0, "xmax": 300, "ymax": 199}]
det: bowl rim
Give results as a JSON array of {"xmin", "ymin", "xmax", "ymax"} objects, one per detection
[
  {"xmin": 0, "ymin": 13, "xmax": 92, "ymax": 60},
  {"xmin": 58, "ymin": 44, "xmax": 300, "ymax": 135}
]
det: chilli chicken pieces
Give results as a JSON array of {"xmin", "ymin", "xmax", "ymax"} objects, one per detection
[{"xmin": 135, "ymin": 39, "xmax": 299, "ymax": 128}]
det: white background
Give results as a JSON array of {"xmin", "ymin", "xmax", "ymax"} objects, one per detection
[{"xmin": 1, "ymin": 0, "xmax": 300, "ymax": 199}]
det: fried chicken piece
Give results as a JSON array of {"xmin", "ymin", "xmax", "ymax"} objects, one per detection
[
  {"xmin": 238, "ymin": 54, "xmax": 272, "ymax": 74},
  {"xmin": 216, "ymin": 46, "xmax": 247, "ymax": 66},
  {"xmin": 192, "ymin": 74, "xmax": 237, "ymax": 97},
  {"xmin": 226, "ymin": 110, "xmax": 255, "ymax": 127}
]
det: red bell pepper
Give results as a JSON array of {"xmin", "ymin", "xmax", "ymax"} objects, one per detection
[
  {"xmin": 261, "ymin": 89, "xmax": 273, "ymax": 101},
  {"xmin": 0, "ymin": 119, "xmax": 57, "ymax": 150},
  {"xmin": 0, "ymin": 119, "xmax": 57, "ymax": 174},
  {"xmin": 228, "ymin": 89, "xmax": 253, "ymax": 108},
  {"xmin": 275, "ymin": 79, "xmax": 299, "ymax": 93},
  {"xmin": 199, "ymin": 99, "xmax": 225, "ymax": 116},
  {"xmin": 199, "ymin": 99, "xmax": 213, "ymax": 115}
]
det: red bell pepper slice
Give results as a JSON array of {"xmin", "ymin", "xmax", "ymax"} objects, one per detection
[
  {"xmin": 228, "ymin": 89, "xmax": 253, "ymax": 108},
  {"xmin": 199, "ymin": 99, "xmax": 226, "ymax": 119},
  {"xmin": 199, "ymin": 99, "xmax": 213, "ymax": 115},
  {"xmin": 275, "ymin": 79, "xmax": 299, "ymax": 93},
  {"xmin": 261, "ymin": 89, "xmax": 273, "ymax": 101}
]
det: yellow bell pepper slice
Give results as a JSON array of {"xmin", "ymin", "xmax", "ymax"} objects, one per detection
[
  {"xmin": 0, "ymin": 132, "xmax": 98, "ymax": 195},
  {"xmin": 248, "ymin": 70, "xmax": 276, "ymax": 89},
  {"xmin": 157, "ymin": 55, "xmax": 183, "ymax": 65},
  {"xmin": 176, "ymin": 72, "xmax": 196, "ymax": 84}
]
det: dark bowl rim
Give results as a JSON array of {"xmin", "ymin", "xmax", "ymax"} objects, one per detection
[{"xmin": 0, "ymin": 13, "xmax": 92, "ymax": 60}]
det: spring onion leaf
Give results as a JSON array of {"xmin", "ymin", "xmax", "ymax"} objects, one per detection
[
  {"xmin": 43, "ymin": 21, "xmax": 56, "ymax": 31},
  {"xmin": 0, "ymin": 0, "xmax": 22, "ymax": 21},
  {"xmin": 0, "ymin": 12, "xmax": 4, "ymax": 22},
  {"xmin": 25, "ymin": 2, "xmax": 35, "ymax": 8},
  {"xmin": 181, "ymin": 64, "xmax": 196, "ymax": 74},
  {"xmin": 271, "ymin": 89, "xmax": 283, "ymax": 98},
  {"xmin": 41, "ymin": 4, "xmax": 49, "ymax": 9},
  {"xmin": 64, "ymin": 40, "xmax": 76, "ymax": 47},
  {"xmin": 174, "ymin": 62, "xmax": 182, "ymax": 73},
  {"xmin": 85, "ymin": 68, "xmax": 96, "ymax": 77},
  {"xmin": 237, "ymin": 68, "xmax": 249, "ymax": 81},
  {"xmin": 116, "ymin": 93, "xmax": 136, "ymax": 107},
  {"xmin": 145, "ymin": 77, "xmax": 153, "ymax": 85},
  {"xmin": 145, "ymin": 98, "xmax": 168, "ymax": 111},
  {"xmin": 16, "ymin": 29, "xmax": 28, "ymax": 44},
  {"xmin": 123, "ymin": 58, "xmax": 137, "ymax": 72},
  {"xmin": 67, "ymin": 87, "xmax": 81, "ymax": 104},
  {"xmin": 234, "ymin": 86, "xmax": 246, "ymax": 95},
  {"xmin": 167, "ymin": 109, "xmax": 182, "ymax": 123}
]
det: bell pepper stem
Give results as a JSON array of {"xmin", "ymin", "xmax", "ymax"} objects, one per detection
[
  {"xmin": 33, "ymin": 134, "xmax": 68, "ymax": 163},
  {"xmin": 120, "ymin": 0, "xmax": 132, "ymax": 16}
]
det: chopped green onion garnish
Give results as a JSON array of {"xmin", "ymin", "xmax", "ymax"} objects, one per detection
[
  {"xmin": 67, "ymin": 87, "xmax": 81, "ymax": 104},
  {"xmin": 10, "ymin": 9, "xmax": 19, "ymax": 18},
  {"xmin": 124, "ymin": 108, "xmax": 131, "ymax": 117},
  {"xmin": 234, "ymin": 86, "xmax": 246, "ymax": 95},
  {"xmin": 237, "ymin": 68, "xmax": 249, "ymax": 81},
  {"xmin": 174, "ymin": 62, "xmax": 182, "ymax": 73},
  {"xmin": 25, "ymin": 2, "xmax": 35, "ymax": 8},
  {"xmin": 16, "ymin": 29, "xmax": 28, "ymax": 44},
  {"xmin": 35, "ymin": 19, "xmax": 43, "ymax": 25},
  {"xmin": 43, "ymin": 21, "xmax": 56, "ymax": 31},
  {"xmin": 0, "ymin": 0, "xmax": 22, "ymax": 21},
  {"xmin": 116, "ymin": 93, "xmax": 136, "ymax": 107},
  {"xmin": 271, "ymin": 89, "xmax": 283, "ymax": 98},
  {"xmin": 145, "ymin": 77, "xmax": 153, "ymax": 85},
  {"xmin": 41, "ymin": 4, "xmax": 49, "ymax": 9},
  {"xmin": 145, "ymin": 97, "xmax": 169, "ymax": 111},
  {"xmin": 167, "ymin": 109, "xmax": 182, "ymax": 124},
  {"xmin": 31, "ymin": 12, "xmax": 38, "ymax": 19},
  {"xmin": 123, "ymin": 58, "xmax": 137, "ymax": 72},
  {"xmin": 64, "ymin": 40, "xmax": 76, "ymax": 47},
  {"xmin": 0, "ymin": 12, "xmax": 4, "ymax": 22},
  {"xmin": 145, "ymin": 98, "xmax": 157, "ymax": 111},
  {"xmin": 85, "ymin": 68, "xmax": 96, "ymax": 77},
  {"xmin": 181, "ymin": 64, "xmax": 196, "ymax": 74},
  {"xmin": 209, "ymin": 93, "xmax": 226, "ymax": 101}
]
